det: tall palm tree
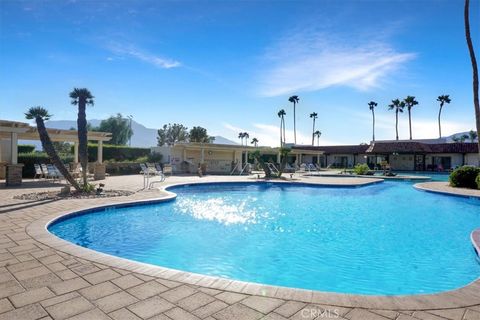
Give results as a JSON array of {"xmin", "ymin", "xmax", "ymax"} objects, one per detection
[
  {"xmin": 277, "ymin": 109, "xmax": 286, "ymax": 147},
  {"xmin": 367, "ymin": 101, "xmax": 377, "ymax": 142},
  {"xmin": 437, "ymin": 95, "xmax": 451, "ymax": 138},
  {"xmin": 404, "ymin": 96, "xmax": 419, "ymax": 140},
  {"xmin": 310, "ymin": 112, "xmax": 318, "ymax": 146},
  {"xmin": 70, "ymin": 88, "xmax": 94, "ymax": 189},
  {"xmin": 238, "ymin": 132, "xmax": 245, "ymax": 145},
  {"xmin": 25, "ymin": 107, "xmax": 80, "ymax": 191},
  {"xmin": 388, "ymin": 99, "xmax": 405, "ymax": 140},
  {"xmin": 465, "ymin": 0, "xmax": 480, "ymax": 162},
  {"xmin": 251, "ymin": 137, "xmax": 259, "ymax": 147},
  {"xmin": 314, "ymin": 130, "xmax": 321, "ymax": 146},
  {"xmin": 243, "ymin": 132, "xmax": 250, "ymax": 144},
  {"xmin": 288, "ymin": 95, "xmax": 299, "ymax": 144}
]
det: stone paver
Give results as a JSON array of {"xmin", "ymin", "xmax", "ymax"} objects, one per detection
[{"xmin": 0, "ymin": 175, "xmax": 479, "ymax": 320}]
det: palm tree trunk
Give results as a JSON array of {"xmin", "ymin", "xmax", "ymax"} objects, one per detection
[
  {"xmin": 311, "ymin": 118, "xmax": 315, "ymax": 146},
  {"xmin": 293, "ymin": 102, "xmax": 296, "ymax": 144},
  {"xmin": 438, "ymin": 105, "xmax": 443, "ymax": 138},
  {"xmin": 408, "ymin": 108, "xmax": 412, "ymax": 140},
  {"xmin": 395, "ymin": 110, "xmax": 399, "ymax": 140},
  {"xmin": 279, "ymin": 119, "xmax": 283, "ymax": 147},
  {"xmin": 77, "ymin": 102, "xmax": 88, "ymax": 187},
  {"xmin": 372, "ymin": 109, "xmax": 375, "ymax": 142},
  {"xmin": 35, "ymin": 117, "xmax": 81, "ymax": 191},
  {"xmin": 465, "ymin": 0, "xmax": 480, "ymax": 163},
  {"xmin": 282, "ymin": 117, "xmax": 286, "ymax": 145}
]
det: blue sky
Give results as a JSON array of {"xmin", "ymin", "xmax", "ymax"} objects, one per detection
[{"xmin": 1, "ymin": 0, "xmax": 479, "ymax": 146}]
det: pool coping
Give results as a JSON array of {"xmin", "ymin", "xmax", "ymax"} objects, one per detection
[{"xmin": 26, "ymin": 179, "xmax": 480, "ymax": 311}]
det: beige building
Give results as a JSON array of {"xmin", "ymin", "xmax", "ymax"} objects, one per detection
[
  {"xmin": 0, "ymin": 119, "xmax": 111, "ymax": 185},
  {"xmin": 151, "ymin": 140, "xmax": 479, "ymax": 173},
  {"xmin": 151, "ymin": 143, "xmax": 324, "ymax": 174}
]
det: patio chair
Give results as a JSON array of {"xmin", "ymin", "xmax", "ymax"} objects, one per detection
[
  {"xmin": 34, "ymin": 164, "xmax": 44, "ymax": 180},
  {"xmin": 41, "ymin": 164, "xmax": 53, "ymax": 180},
  {"xmin": 47, "ymin": 164, "xmax": 61, "ymax": 181}
]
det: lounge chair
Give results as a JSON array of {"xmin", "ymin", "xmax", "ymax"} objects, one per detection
[{"xmin": 34, "ymin": 164, "xmax": 44, "ymax": 180}]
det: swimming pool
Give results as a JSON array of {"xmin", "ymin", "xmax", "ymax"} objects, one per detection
[{"xmin": 48, "ymin": 181, "xmax": 480, "ymax": 295}]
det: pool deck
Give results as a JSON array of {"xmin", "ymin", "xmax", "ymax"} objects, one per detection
[
  {"xmin": 0, "ymin": 175, "xmax": 480, "ymax": 320},
  {"xmin": 414, "ymin": 181, "xmax": 480, "ymax": 199}
]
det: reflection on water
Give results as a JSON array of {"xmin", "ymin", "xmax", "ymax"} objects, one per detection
[{"xmin": 174, "ymin": 196, "xmax": 258, "ymax": 225}]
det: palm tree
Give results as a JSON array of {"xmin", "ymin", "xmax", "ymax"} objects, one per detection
[
  {"xmin": 277, "ymin": 109, "xmax": 286, "ymax": 147},
  {"xmin": 314, "ymin": 130, "xmax": 321, "ymax": 146},
  {"xmin": 437, "ymin": 95, "xmax": 451, "ymax": 138},
  {"xmin": 288, "ymin": 95, "xmax": 299, "ymax": 144},
  {"xmin": 243, "ymin": 132, "xmax": 250, "ymax": 144},
  {"xmin": 388, "ymin": 99, "xmax": 405, "ymax": 140},
  {"xmin": 309, "ymin": 112, "xmax": 318, "ymax": 146},
  {"xmin": 251, "ymin": 138, "xmax": 259, "ymax": 147},
  {"xmin": 404, "ymin": 96, "xmax": 419, "ymax": 140},
  {"xmin": 465, "ymin": 0, "xmax": 480, "ymax": 162},
  {"xmin": 469, "ymin": 130, "xmax": 478, "ymax": 142},
  {"xmin": 367, "ymin": 101, "xmax": 377, "ymax": 142},
  {"xmin": 238, "ymin": 132, "xmax": 245, "ymax": 145},
  {"xmin": 70, "ymin": 88, "xmax": 94, "ymax": 189},
  {"xmin": 25, "ymin": 107, "xmax": 80, "ymax": 191}
]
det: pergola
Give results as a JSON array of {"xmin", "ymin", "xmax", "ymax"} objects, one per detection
[{"xmin": 0, "ymin": 119, "xmax": 111, "ymax": 185}]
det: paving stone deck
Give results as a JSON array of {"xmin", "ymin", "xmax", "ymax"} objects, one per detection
[{"xmin": 0, "ymin": 175, "xmax": 479, "ymax": 320}]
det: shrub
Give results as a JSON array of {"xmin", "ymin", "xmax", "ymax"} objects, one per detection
[
  {"xmin": 353, "ymin": 163, "xmax": 370, "ymax": 175},
  {"xmin": 75, "ymin": 144, "xmax": 151, "ymax": 162},
  {"xmin": 147, "ymin": 152, "xmax": 163, "ymax": 163},
  {"xmin": 18, "ymin": 144, "xmax": 36, "ymax": 153},
  {"xmin": 18, "ymin": 152, "xmax": 74, "ymax": 178},
  {"xmin": 476, "ymin": 173, "xmax": 480, "ymax": 190},
  {"xmin": 449, "ymin": 166, "xmax": 480, "ymax": 189}
]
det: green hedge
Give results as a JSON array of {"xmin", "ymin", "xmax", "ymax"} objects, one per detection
[
  {"xmin": 18, "ymin": 144, "xmax": 36, "ymax": 153},
  {"xmin": 73, "ymin": 144, "xmax": 151, "ymax": 162},
  {"xmin": 476, "ymin": 173, "xmax": 480, "ymax": 190},
  {"xmin": 18, "ymin": 152, "xmax": 74, "ymax": 178},
  {"xmin": 449, "ymin": 166, "xmax": 480, "ymax": 189}
]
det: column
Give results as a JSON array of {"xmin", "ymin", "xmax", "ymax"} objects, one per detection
[
  {"xmin": 200, "ymin": 148, "xmax": 205, "ymax": 163},
  {"xmin": 11, "ymin": 132, "xmax": 18, "ymax": 164},
  {"xmin": 183, "ymin": 148, "xmax": 187, "ymax": 162},
  {"xmin": 277, "ymin": 152, "xmax": 281, "ymax": 163},
  {"xmin": 298, "ymin": 153, "xmax": 302, "ymax": 164},
  {"xmin": 73, "ymin": 142, "xmax": 79, "ymax": 163},
  {"xmin": 97, "ymin": 141, "xmax": 103, "ymax": 164}
]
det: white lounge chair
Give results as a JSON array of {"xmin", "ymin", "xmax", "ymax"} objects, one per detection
[{"xmin": 34, "ymin": 164, "xmax": 44, "ymax": 180}]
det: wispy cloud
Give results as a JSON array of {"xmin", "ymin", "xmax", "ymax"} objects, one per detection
[
  {"xmin": 106, "ymin": 42, "xmax": 181, "ymax": 69},
  {"xmin": 257, "ymin": 28, "xmax": 416, "ymax": 97}
]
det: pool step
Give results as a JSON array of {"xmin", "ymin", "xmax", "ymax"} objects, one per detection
[{"xmin": 472, "ymin": 228, "xmax": 480, "ymax": 259}]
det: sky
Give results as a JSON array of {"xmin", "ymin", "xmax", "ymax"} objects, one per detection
[{"xmin": 0, "ymin": 0, "xmax": 479, "ymax": 146}]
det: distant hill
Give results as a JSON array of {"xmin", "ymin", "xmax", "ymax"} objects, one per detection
[
  {"xmin": 446, "ymin": 131, "xmax": 478, "ymax": 143},
  {"xmin": 34, "ymin": 120, "xmax": 237, "ymax": 148}
]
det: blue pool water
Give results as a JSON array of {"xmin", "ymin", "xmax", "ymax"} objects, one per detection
[{"xmin": 49, "ymin": 181, "xmax": 480, "ymax": 295}]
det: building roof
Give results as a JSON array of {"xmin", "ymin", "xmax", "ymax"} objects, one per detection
[
  {"xmin": 366, "ymin": 141, "xmax": 479, "ymax": 154},
  {"xmin": 0, "ymin": 119, "xmax": 111, "ymax": 142},
  {"xmin": 293, "ymin": 144, "xmax": 370, "ymax": 154}
]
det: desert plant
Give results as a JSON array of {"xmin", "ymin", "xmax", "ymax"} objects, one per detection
[
  {"xmin": 353, "ymin": 163, "xmax": 370, "ymax": 175},
  {"xmin": 437, "ymin": 95, "xmax": 451, "ymax": 138},
  {"xmin": 449, "ymin": 165, "xmax": 480, "ymax": 189},
  {"xmin": 288, "ymin": 95, "xmax": 299, "ymax": 144},
  {"xmin": 388, "ymin": 99, "xmax": 405, "ymax": 140},
  {"xmin": 368, "ymin": 101, "xmax": 377, "ymax": 142},
  {"xmin": 70, "ymin": 88, "xmax": 94, "ymax": 190},
  {"xmin": 25, "ymin": 107, "xmax": 80, "ymax": 190}
]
